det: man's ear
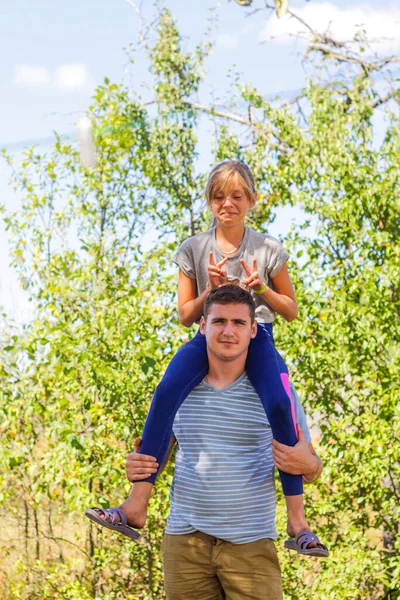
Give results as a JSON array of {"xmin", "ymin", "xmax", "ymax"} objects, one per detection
[
  {"xmin": 251, "ymin": 320, "xmax": 257, "ymax": 339},
  {"xmin": 250, "ymin": 192, "xmax": 258, "ymax": 208},
  {"xmin": 200, "ymin": 316, "xmax": 206, "ymax": 335}
]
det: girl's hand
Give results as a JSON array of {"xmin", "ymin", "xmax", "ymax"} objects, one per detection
[
  {"xmin": 240, "ymin": 258, "xmax": 265, "ymax": 292},
  {"xmin": 208, "ymin": 252, "xmax": 228, "ymax": 289}
]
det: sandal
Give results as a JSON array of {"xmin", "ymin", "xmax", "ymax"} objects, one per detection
[
  {"xmin": 85, "ymin": 507, "xmax": 141, "ymax": 541},
  {"xmin": 284, "ymin": 529, "xmax": 329, "ymax": 557}
]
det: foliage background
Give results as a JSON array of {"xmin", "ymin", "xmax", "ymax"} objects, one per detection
[{"xmin": 1, "ymin": 3, "xmax": 399, "ymax": 599}]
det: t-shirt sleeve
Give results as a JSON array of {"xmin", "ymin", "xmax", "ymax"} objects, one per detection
[
  {"xmin": 172, "ymin": 239, "xmax": 196, "ymax": 279},
  {"xmin": 290, "ymin": 382, "xmax": 312, "ymax": 444},
  {"xmin": 265, "ymin": 237, "xmax": 289, "ymax": 279}
]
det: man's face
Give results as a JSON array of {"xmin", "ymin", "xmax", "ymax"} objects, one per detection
[{"xmin": 200, "ymin": 302, "xmax": 257, "ymax": 362}]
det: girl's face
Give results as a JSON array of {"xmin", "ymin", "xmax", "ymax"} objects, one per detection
[{"xmin": 211, "ymin": 183, "xmax": 256, "ymax": 227}]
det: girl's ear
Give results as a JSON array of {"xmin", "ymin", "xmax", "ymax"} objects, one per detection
[{"xmin": 250, "ymin": 192, "xmax": 257, "ymax": 208}]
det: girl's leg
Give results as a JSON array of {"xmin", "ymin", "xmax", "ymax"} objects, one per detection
[
  {"xmin": 245, "ymin": 324, "xmax": 314, "ymax": 538},
  {"xmin": 246, "ymin": 323, "xmax": 302, "ymax": 497},
  {"xmin": 118, "ymin": 330, "xmax": 208, "ymax": 527},
  {"xmin": 269, "ymin": 341, "xmax": 313, "ymax": 535},
  {"xmin": 140, "ymin": 329, "xmax": 208, "ymax": 480}
]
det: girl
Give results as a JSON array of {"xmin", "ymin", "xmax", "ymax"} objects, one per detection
[{"xmin": 85, "ymin": 160, "xmax": 328, "ymax": 557}]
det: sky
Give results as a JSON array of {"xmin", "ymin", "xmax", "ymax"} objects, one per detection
[{"xmin": 1, "ymin": 0, "xmax": 399, "ymax": 321}]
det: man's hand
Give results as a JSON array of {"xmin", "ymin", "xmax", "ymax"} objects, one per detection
[
  {"xmin": 272, "ymin": 426, "xmax": 321, "ymax": 482},
  {"xmin": 125, "ymin": 437, "xmax": 159, "ymax": 482}
]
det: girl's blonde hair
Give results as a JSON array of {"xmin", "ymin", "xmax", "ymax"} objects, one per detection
[{"xmin": 205, "ymin": 160, "xmax": 257, "ymax": 207}]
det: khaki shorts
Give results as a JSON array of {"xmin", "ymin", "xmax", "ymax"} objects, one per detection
[{"xmin": 161, "ymin": 531, "xmax": 282, "ymax": 600}]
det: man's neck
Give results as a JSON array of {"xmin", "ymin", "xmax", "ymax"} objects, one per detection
[{"xmin": 205, "ymin": 354, "xmax": 247, "ymax": 390}]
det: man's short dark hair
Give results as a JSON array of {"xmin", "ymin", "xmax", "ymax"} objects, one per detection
[{"xmin": 204, "ymin": 284, "xmax": 256, "ymax": 322}]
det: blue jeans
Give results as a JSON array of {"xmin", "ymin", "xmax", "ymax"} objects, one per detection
[{"xmin": 139, "ymin": 324, "xmax": 302, "ymax": 496}]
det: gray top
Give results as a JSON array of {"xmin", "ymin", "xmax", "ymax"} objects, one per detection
[{"xmin": 172, "ymin": 226, "xmax": 289, "ymax": 323}]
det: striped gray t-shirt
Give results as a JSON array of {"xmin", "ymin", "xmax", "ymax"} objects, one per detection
[{"xmin": 166, "ymin": 373, "xmax": 311, "ymax": 544}]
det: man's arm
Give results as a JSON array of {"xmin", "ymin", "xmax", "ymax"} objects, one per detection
[
  {"xmin": 271, "ymin": 425, "xmax": 323, "ymax": 484},
  {"xmin": 125, "ymin": 425, "xmax": 323, "ymax": 484},
  {"xmin": 125, "ymin": 435, "xmax": 177, "ymax": 482},
  {"xmin": 302, "ymin": 442, "xmax": 323, "ymax": 484}
]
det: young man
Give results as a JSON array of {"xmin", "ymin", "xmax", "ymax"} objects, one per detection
[{"xmin": 127, "ymin": 285, "xmax": 324, "ymax": 600}]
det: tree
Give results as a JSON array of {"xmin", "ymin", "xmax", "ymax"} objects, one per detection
[
  {"xmin": 234, "ymin": 0, "xmax": 289, "ymax": 19},
  {"xmin": 1, "ymin": 5, "xmax": 399, "ymax": 599}
]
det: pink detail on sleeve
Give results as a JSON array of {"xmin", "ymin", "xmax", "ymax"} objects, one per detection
[{"xmin": 280, "ymin": 373, "xmax": 298, "ymax": 440}]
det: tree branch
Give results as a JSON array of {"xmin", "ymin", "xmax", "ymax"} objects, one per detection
[
  {"xmin": 370, "ymin": 89, "xmax": 400, "ymax": 109},
  {"xmin": 182, "ymin": 100, "xmax": 288, "ymax": 149}
]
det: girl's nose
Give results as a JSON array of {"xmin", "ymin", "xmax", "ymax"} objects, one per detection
[{"xmin": 222, "ymin": 195, "xmax": 234, "ymax": 207}]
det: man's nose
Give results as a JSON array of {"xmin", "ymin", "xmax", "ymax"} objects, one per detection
[{"xmin": 223, "ymin": 322, "xmax": 236, "ymax": 335}]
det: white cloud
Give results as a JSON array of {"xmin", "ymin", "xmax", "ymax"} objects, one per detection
[
  {"xmin": 260, "ymin": 3, "xmax": 400, "ymax": 53},
  {"xmin": 14, "ymin": 65, "xmax": 51, "ymax": 85},
  {"xmin": 13, "ymin": 63, "xmax": 89, "ymax": 91},
  {"xmin": 54, "ymin": 64, "xmax": 88, "ymax": 91}
]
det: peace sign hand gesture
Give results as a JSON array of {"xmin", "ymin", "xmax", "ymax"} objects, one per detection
[
  {"xmin": 208, "ymin": 252, "xmax": 228, "ymax": 289},
  {"xmin": 240, "ymin": 258, "xmax": 266, "ymax": 293}
]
